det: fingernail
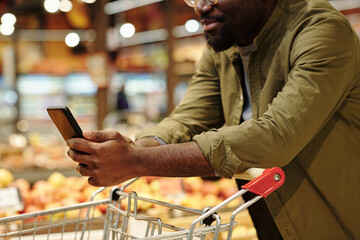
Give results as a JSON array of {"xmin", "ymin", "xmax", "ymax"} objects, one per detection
[{"xmin": 83, "ymin": 130, "xmax": 90, "ymax": 138}]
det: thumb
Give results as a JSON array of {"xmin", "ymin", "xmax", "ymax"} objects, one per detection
[{"xmin": 83, "ymin": 130, "xmax": 123, "ymax": 142}]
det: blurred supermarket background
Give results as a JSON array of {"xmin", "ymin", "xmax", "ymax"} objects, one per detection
[
  {"xmin": 0, "ymin": 0, "xmax": 358, "ymax": 238},
  {"xmin": 0, "ymin": 0, "xmax": 358, "ymax": 183},
  {"xmin": 0, "ymin": 0, "xmax": 209, "ymax": 178}
]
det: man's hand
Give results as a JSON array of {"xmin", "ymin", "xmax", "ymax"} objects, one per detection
[
  {"xmin": 67, "ymin": 130, "xmax": 215, "ymax": 187},
  {"xmin": 67, "ymin": 130, "xmax": 141, "ymax": 187}
]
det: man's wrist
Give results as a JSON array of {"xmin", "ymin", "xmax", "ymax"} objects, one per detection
[
  {"xmin": 151, "ymin": 136, "xmax": 167, "ymax": 145},
  {"xmin": 135, "ymin": 136, "xmax": 165, "ymax": 147}
]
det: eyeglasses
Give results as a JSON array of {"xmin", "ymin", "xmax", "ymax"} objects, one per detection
[{"xmin": 184, "ymin": 0, "xmax": 218, "ymax": 8}]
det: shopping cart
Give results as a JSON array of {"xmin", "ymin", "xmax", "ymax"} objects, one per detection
[{"xmin": 0, "ymin": 167, "xmax": 284, "ymax": 240}]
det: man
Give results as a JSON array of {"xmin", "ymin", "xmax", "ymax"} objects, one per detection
[{"xmin": 67, "ymin": 0, "xmax": 360, "ymax": 239}]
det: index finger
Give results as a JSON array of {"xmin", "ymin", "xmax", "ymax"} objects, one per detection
[{"xmin": 83, "ymin": 130, "xmax": 125, "ymax": 143}]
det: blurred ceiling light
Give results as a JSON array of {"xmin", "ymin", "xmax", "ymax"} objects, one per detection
[
  {"xmin": 120, "ymin": 23, "xmax": 135, "ymax": 38},
  {"xmin": 44, "ymin": 0, "xmax": 61, "ymax": 13},
  {"xmin": 1, "ymin": 13, "xmax": 16, "ymax": 26},
  {"xmin": 0, "ymin": 24, "xmax": 15, "ymax": 36},
  {"xmin": 59, "ymin": 0, "xmax": 73, "ymax": 12},
  {"xmin": 82, "ymin": 0, "xmax": 96, "ymax": 3},
  {"xmin": 104, "ymin": 0, "xmax": 164, "ymax": 15},
  {"xmin": 185, "ymin": 19, "xmax": 200, "ymax": 33},
  {"xmin": 118, "ymin": 28, "xmax": 168, "ymax": 47},
  {"xmin": 65, "ymin": 32, "xmax": 80, "ymax": 47}
]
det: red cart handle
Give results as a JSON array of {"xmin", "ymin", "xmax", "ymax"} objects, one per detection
[{"xmin": 241, "ymin": 167, "xmax": 285, "ymax": 197}]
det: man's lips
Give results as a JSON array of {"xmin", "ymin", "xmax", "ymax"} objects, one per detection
[
  {"xmin": 200, "ymin": 16, "xmax": 224, "ymax": 32},
  {"xmin": 202, "ymin": 20, "xmax": 221, "ymax": 32}
]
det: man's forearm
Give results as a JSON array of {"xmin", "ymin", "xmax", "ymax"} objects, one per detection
[{"xmin": 134, "ymin": 141, "xmax": 215, "ymax": 178}]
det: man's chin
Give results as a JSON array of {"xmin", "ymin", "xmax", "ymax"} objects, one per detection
[{"xmin": 205, "ymin": 33, "xmax": 234, "ymax": 52}]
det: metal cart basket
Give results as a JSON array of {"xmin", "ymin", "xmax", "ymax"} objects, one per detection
[{"xmin": 0, "ymin": 167, "xmax": 284, "ymax": 240}]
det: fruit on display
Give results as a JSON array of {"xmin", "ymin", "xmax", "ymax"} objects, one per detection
[
  {"xmin": 0, "ymin": 133, "xmax": 77, "ymax": 170},
  {"xmin": 0, "ymin": 168, "xmax": 14, "ymax": 188},
  {"xmin": 47, "ymin": 171, "xmax": 67, "ymax": 189},
  {"xmin": 1, "ymin": 171, "xmax": 242, "ymax": 217}
]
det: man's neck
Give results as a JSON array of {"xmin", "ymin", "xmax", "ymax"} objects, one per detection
[{"xmin": 237, "ymin": 0, "xmax": 278, "ymax": 46}]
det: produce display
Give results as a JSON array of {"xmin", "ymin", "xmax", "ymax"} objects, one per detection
[
  {"xmin": 0, "ymin": 169, "xmax": 257, "ymax": 239},
  {"xmin": 0, "ymin": 133, "xmax": 76, "ymax": 170},
  {"xmin": 0, "ymin": 169, "xmax": 242, "ymax": 215}
]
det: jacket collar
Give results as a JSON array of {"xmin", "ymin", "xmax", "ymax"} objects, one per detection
[{"xmin": 253, "ymin": 0, "xmax": 289, "ymax": 48}]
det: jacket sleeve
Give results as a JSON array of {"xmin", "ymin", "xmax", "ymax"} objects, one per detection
[
  {"xmin": 194, "ymin": 14, "xmax": 358, "ymax": 178},
  {"xmin": 135, "ymin": 46, "xmax": 225, "ymax": 143}
]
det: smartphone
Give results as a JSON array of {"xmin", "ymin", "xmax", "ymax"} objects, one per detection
[{"xmin": 47, "ymin": 106, "xmax": 83, "ymax": 141}]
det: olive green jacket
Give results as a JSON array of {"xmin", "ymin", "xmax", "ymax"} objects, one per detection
[{"xmin": 135, "ymin": 0, "xmax": 360, "ymax": 238}]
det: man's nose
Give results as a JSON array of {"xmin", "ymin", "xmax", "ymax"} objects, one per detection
[{"xmin": 194, "ymin": 0, "xmax": 213, "ymax": 16}]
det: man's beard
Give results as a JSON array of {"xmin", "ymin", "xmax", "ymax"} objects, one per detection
[{"xmin": 204, "ymin": 24, "xmax": 236, "ymax": 52}]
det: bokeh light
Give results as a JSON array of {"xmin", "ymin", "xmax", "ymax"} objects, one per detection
[
  {"xmin": 82, "ymin": 0, "xmax": 96, "ymax": 3},
  {"xmin": 59, "ymin": 0, "xmax": 73, "ymax": 12},
  {"xmin": 44, "ymin": 0, "xmax": 61, "ymax": 13},
  {"xmin": 65, "ymin": 32, "xmax": 80, "ymax": 47},
  {"xmin": 0, "ymin": 24, "xmax": 15, "ymax": 35},
  {"xmin": 185, "ymin": 19, "xmax": 200, "ymax": 33},
  {"xmin": 1, "ymin": 13, "xmax": 16, "ymax": 26},
  {"xmin": 120, "ymin": 23, "xmax": 135, "ymax": 38}
]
